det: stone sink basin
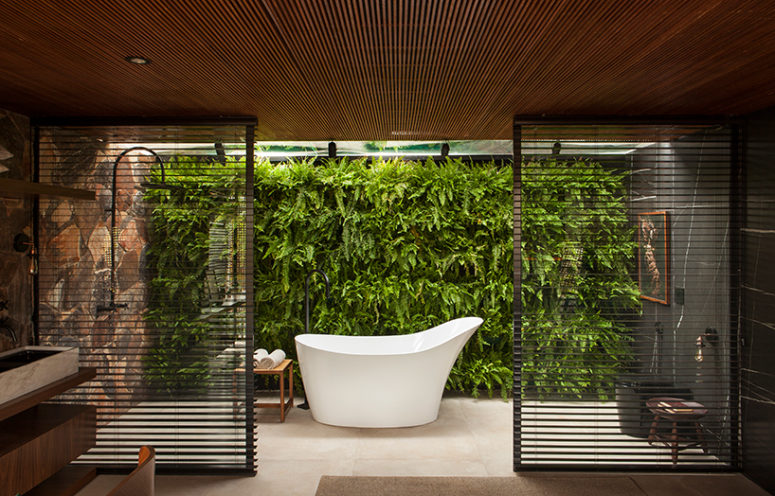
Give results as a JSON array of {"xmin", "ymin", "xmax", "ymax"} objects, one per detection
[{"xmin": 0, "ymin": 346, "xmax": 79, "ymax": 406}]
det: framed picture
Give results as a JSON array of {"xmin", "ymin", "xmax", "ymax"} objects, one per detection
[{"xmin": 637, "ymin": 211, "xmax": 670, "ymax": 305}]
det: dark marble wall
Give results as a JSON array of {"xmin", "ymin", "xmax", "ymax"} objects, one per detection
[
  {"xmin": 741, "ymin": 107, "xmax": 775, "ymax": 493},
  {"xmin": 0, "ymin": 109, "xmax": 33, "ymax": 352},
  {"xmin": 629, "ymin": 131, "xmax": 732, "ymax": 458}
]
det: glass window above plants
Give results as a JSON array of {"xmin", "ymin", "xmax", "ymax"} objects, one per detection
[{"xmin": 108, "ymin": 140, "xmax": 651, "ymax": 160}]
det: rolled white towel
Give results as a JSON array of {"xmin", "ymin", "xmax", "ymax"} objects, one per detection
[
  {"xmin": 257, "ymin": 349, "xmax": 286, "ymax": 369},
  {"xmin": 252, "ymin": 348, "xmax": 269, "ymax": 369}
]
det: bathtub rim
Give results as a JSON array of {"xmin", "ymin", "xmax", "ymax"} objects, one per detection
[{"xmin": 294, "ymin": 316, "xmax": 483, "ymax": 357}]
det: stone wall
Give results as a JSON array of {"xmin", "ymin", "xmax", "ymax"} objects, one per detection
[
  {"xmin": 37, "ymin": 131, "xmax": 152, "ymax": 416},
  {"xmin": 0, "ymin": 109, "xmax": 33, "ymax": 352}
]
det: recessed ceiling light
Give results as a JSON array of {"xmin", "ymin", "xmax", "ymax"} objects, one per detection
[{"xmin": 125, "ymin": 56, "xmax": 150, "ymax": 65}]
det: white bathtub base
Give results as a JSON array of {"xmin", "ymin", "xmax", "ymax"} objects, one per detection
[{"xmin": 295, "ymin": 317, "xmax": 482, "ymax": 428}]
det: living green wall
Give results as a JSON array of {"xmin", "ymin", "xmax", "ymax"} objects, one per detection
[
  {"xmin": 144, "ymin": 158, "xmax": 244, "ymax": 394},
  {"xmin": 253, "ymin": 157, "xmax": 513, "ymax": 397},
  {"xmin": 521, "ymin": 160, "xmax": 640, "ymax": 398},
  {"xmin": 144, "ymin": 155, "xmax": 638, "ymax": 399}
]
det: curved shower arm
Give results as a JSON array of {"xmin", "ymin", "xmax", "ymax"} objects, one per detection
[
  {"xmin": 99, "ymin": 146, "xmax": 166, "ymax": 314},
  {"xmin": 113, "ymin": 146, "xmax": 166, "ymax": 185}
]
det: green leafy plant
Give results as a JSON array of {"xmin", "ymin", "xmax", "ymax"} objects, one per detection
[
  {"xmin": 253, "ymin": 157, "xmax": 513, "ymax": 396},
  {"xmin": 521, "ymin": 160, "xmax": 641, "ymax": 399},
  {"xmin": 449, "ymin": 354, "xmax": 512, "ymax": 399},
  {"xmin": 143, "ymin": 155, "xmax": 637, "ymax": 400},
  {"xmin": 143, "ymin": 157, "xmax": 245, "ymax": 395}
]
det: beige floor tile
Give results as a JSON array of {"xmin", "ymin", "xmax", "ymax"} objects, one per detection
[
  {"xmin": 354, "ymin": 419, "xmax": 480, "ymax": 461},
  {"xmin": 154, "ymin": 476, "xmax": 246, "ymax": 496},
  {"xmin": 251, "ymin": 459, "xmax": 355, "ymax": 496},
  {"xmin": 258, "ymin": 438, "xmax": 359, "ymax": 462},
  {"xmin": 257, "ymin": 406, "xmax": 360, "ymax": 460},
  {"xmin": 73, "ymin": 397, "xmax": 768, "ymax": 496},
  {"xmin": 258, "ymin": 407, "xmax": 361, "ymax": 439},
  {"xmin": 460, "ymin": 396, "xmax": 513, "ymax": 418},
  {"xmin": 258, "ymin": 428, "xmax": 360, "ymax": 460},
  {"xmin": 458, "ymin": 396, "xmax": 512, "ymax": 421},
  {"xmin": 354, "ymin": 434, "xmax": 481, "ymax": 461},
  {"xmin": 482, "ymin": 455, "xmax": 517, "ymax": 476},
  {"xmin": 356, "ymin": 416, "xmax": 471, "ymax": 440},
  {"xmin": 148, "ymin": 459, "xmax": 353, "ymax": 496},
  {"xmin": 469, "ymin": 428, "xmax": 513, "ymax": 459}
]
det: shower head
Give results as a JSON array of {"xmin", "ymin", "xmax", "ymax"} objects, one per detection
[{"xmin": 114, "ymin": 146, "xmax": 181, "ymax": 192}]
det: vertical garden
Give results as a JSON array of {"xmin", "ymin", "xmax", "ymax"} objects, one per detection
[
  {"xmin": 521, "ymin": 160, "xmax": 641, "ymax": 398},
  {"xmin": 252, "ymin": 157, "xmax": 513, "ymax": 397},
  {"xmin": 144, "ymin": 155, "xmax": 638, "ymax": 398}
]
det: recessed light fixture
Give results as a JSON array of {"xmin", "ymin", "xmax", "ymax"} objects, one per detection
[{"xmin": 125, "ymin": 56, "xmax": 150, "ymax": 65}]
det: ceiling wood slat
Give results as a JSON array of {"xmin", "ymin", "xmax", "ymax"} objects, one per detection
[{"xmin": 1, "ymin": 0, "xmax": 774, "ymax": 139}]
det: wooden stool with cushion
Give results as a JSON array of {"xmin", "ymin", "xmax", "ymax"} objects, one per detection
[{"xmin": 646, "ymin": 397, "xmax": 708, "ymax": 464}]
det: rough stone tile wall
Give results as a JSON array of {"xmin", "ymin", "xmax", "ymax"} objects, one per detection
[
  {"xmin": 0, "ymin": 109, "xmax": 33, "ymax": 352},
  {"xmin": 37, "ymin": 131, "xmax": 150, "ymax": 417}
]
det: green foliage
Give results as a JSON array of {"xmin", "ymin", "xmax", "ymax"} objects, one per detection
[
  {"xmin": 142, "ymin": 155, "xmax": 638, "ymax": 400},
  {"xmin": 448, "ymin": 354, "xmax": 512, "ymax": 399},
  {"xmin": 253, "ymin": 157, "xmax": 514, "ymax": 396},
  {"xmin": 521, "ymin": 160, "xmax": 641, "ymax": 399},
  {"xmin": 143, "ymin": 157, "xmax": 244, "ymax": 394}
]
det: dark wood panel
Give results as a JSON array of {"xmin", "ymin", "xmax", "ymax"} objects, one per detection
[
  {"xmin": 0, "ymin": 367, "xmax": 97, "ymax": 423},
  {"xmin": 24, "ymin": 465, "xmax": 97, "ymax": 496},
  {"xmin": 0, "ymin": 1, "xmax": 774, "ymax": 139},
  {"xmin": 0, "ymin": 404, "xmax": 96, "ymax": 496}
]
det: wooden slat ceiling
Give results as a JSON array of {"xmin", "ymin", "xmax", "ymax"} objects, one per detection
[{"xmin": 1, "ymin": 0, "xmax": 775, "ymax": 140}]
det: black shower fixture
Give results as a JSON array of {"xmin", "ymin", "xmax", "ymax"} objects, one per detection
[
  {"xmin": 13, "ymin": 233, "xmax": 37, "ymax": 275},
  {"xmin": 214, "ymin": 141, "xmax": 227, "ymax": 165},
  {"xmin": 98, "ymin": 146, "xmax": 176, "ymax": 314},
  {"xmin": 112, "ymin": 146, "xmax": 180, "ymax": 192},
  {"xmin": 328, "ymin": 141, "xmax": 337, "ymax": 159},
  {"xmin": 13, "ymin": 233, "xmax": 31, "ymax": 253},
  {"xmin": 694, "ymin": 328, "xmax": 718, "ymax": 363},
  {"xmin": 441, "ymin": 143, "xmax": 450, "ymax": 157}
]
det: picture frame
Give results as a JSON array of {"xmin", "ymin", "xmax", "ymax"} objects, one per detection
[{"xmin": 637, "ymin": 211, "xmax": 670, "ymax": 305}]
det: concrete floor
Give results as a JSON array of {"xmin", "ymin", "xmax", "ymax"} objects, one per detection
[{"xmin": 75, "ymin": 396, "xmax": 768, "ymax": 496}]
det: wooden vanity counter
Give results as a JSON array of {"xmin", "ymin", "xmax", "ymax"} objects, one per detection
[{"xmin": 0, "ymin": 367, "xmax": 96, "ymax": 496}]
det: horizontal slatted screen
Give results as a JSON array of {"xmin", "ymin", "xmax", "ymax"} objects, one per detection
[
  {"xmin": 515, "ymin": 121, "xmax": 738, "ymax": 469},
  {"xmin": 35, "ymin": 123, "xmax": 255, "ymax": 473}
]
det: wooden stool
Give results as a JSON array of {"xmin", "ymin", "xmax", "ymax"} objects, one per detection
[
  {"xmin": 646, "ymin": 396, "xmax": 708, "ymax": 464},
  {"xmin": 235, "ymin": 359, "xmax": 294, "ymax": 422}
]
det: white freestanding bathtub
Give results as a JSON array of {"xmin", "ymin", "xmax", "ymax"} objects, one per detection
[{"xmin": 295, "ymin": 316, "xmax": 483, "ymax": 428}]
